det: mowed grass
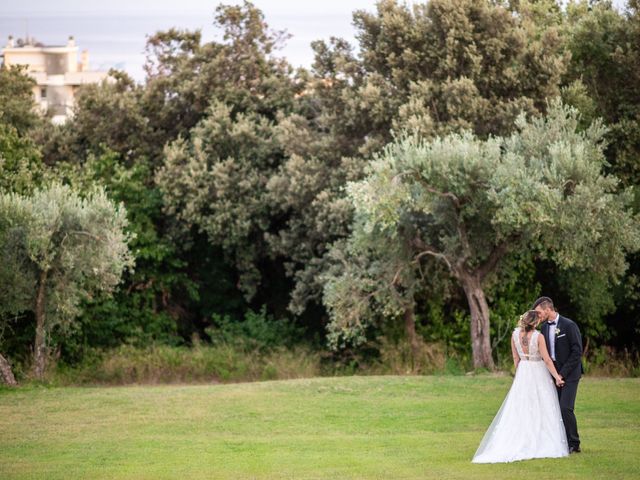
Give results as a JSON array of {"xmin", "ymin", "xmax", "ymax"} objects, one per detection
[{"xmin": 0, "ymin": 376, "xmax": 638, "ymax": 479}]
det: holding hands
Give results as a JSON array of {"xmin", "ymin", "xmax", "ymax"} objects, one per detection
[{"xmin": 555, "ymin": 376, "xmax": 565, "ymax": 387}]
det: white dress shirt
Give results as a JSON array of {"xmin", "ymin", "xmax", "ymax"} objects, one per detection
[{"xmin": 548, "ymin": 313, "xmax": 559, "ymax": 361}]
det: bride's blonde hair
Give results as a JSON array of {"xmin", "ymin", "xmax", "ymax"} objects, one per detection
[{"xmin": 518, "ymin": 310, "xmax": 538, "ymax": 332}]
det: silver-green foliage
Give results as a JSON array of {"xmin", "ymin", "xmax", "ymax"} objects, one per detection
[
  {"xmin": 324, "ymin": 101, "xmax": 640, "ymax": 352},
  {"xmin": 0, "ymin": 183, "xmax": 134, "ymax": 341}
]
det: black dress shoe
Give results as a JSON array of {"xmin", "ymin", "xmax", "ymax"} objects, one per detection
[{"xmin": 569, "ymin": 446, "xmax": 581, "ymax": 453}]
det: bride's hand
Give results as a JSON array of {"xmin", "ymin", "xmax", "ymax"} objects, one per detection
[{"xmin": 555, "ymin": 377, "xmax": 565, "ymax": 387}]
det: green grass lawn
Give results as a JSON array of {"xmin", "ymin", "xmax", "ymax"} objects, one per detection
[{"xmin": 0, "ymin": 375, "xmax": 638, "ymax": 479}]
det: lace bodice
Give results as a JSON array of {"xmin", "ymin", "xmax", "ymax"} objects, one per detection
[{"xmin": 513, "ymin": 328, "xmax": 542, "ymax": 361}]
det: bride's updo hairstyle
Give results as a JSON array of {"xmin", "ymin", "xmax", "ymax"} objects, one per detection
[{"xmin": 518, "ymin": 310, "xmax": 538, "ymax": 332}]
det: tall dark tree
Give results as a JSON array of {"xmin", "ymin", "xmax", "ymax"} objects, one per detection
[
  {"xmin": 0, "ymin": 65, "xmax": 40, "ymax": 136},
  {"xmin": 560, "ymin": 0, "xmax": 640, "ymax": 348}
]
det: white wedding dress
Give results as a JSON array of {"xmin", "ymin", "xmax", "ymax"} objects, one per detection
[{"xmin": 472, "ymin": 328, "xmax": 569, "ymax": 463}]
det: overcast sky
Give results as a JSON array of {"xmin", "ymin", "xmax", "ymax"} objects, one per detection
[
  {"xmin": 1, "ymin": 0, "xmax": 629, "ymax": 81},
  {"xmin": 2, "ymin": 1, "xmax": 385, "ymax": 78},
  {"xmin": 2, "ymin": 0, "xmax": 385, "ymax": 16},
  {"xmin": 2, "ymin": 0, "xmax": 627, "ymax": 16}
]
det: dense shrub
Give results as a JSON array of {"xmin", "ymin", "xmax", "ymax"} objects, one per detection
[
  {"xmin": 52, "ymin": 343, "xmax": 323, "ymax": 385},
  {"xmin": 206, "ymin": 306, "xmax": 307, "ymax": 352}
]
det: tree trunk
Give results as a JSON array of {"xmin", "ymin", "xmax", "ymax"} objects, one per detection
[
  {"xmin": 33, "ymin": 269, "xmax": 48, "ymax": 380},
  {"xmin": 0, "ymin": 353, "xmax": 17, "ymax": 386},
  {"xmin": 459, "ymin": 273, "xmax": 495, "ymax": 370},
  {"xmin": 403, "ymin": 304, "xmax": 420, "ymax": 365}
]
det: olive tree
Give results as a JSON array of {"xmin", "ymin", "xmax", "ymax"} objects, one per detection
[
  {"xmin": 0, "ymin": 184, "xmax": 133, "ymax": 380},
  {"xmin": 324, "ymin": 102, "xmax": 640, "ymax": 369}
]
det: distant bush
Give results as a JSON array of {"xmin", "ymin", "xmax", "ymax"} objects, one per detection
[
  {"xmin": 51, "ymin": 343, "xmax": 322, "ymax": 385},
  {"xmin": 367, "ymin": 336, "xmax": 447, "ymax": 375},
  {"xmin": 206, "ymin": 306, "xmax": 306, "ymax": 352},
  {"xmin": 18, "ymin": 332, "xmax": 640, "ymax": 387},
  {"xmin": 584, "ymin": 346, "xmax": 640, "ymax": 377},
  {"xmin": 45, "ymin": 335, "xmax": 462, "ymax": 385}
]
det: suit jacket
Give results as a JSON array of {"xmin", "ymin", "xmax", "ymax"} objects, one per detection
[{"xmin": 541, "ymin": 315, "xmax": 584, "ymax": 382}]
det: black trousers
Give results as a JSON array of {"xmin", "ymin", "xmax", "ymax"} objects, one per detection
[{"xmin": 556, "ymin": 379, "xmax": 580, "ymax": 448}]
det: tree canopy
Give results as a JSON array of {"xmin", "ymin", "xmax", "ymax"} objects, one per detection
[{"xmin": 324, "ymin": 102, "xmax": 640, "ymax": 368}]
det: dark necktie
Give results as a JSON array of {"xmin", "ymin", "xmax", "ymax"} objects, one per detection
[{"xmin": 546, "ymin": 321, "xmax": 556, "ymax": 359}]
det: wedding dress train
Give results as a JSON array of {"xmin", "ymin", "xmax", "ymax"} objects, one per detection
[{"xmin": 472, "ymin": 329, "xmax": 569, "ymax": 463}]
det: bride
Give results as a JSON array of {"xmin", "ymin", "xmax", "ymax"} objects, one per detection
[{"xmin": 472, "ymin": 310, "xmax": 569, "ymax": 463}]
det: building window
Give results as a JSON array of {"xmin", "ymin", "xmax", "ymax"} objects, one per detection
[{"xmin": 41, "ymin": 88, "xmax": 47, "ymax": 99}]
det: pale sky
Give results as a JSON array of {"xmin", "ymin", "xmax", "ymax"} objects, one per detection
[
  {"xmin": 2, "ymin": 0, "xmax": 383, "ymax": 16},
  {"xmin": 2, "ymin": 1, "xmax": 385, "ymax": 79},
  {"xmin": 1, "ymin": 0, "xmax": 630, "ymax": 81},
  {"xmin": 2, "ymin": 0, "xmax": 628, "ymax": 17}
]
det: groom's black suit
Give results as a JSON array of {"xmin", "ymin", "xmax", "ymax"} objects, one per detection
[{"xmin": 541, "ymin": 315, "xmax": 583, "ymax": 450}]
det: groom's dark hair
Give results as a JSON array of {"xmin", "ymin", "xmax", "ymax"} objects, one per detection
[{"xmin": 532, "ymin": 296, "xmax": 554, "ymax": 310}]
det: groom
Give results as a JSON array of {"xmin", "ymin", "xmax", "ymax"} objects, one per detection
[{"xmin": 533, "ymin": 296, "xmax": 584, "ymax": 453}]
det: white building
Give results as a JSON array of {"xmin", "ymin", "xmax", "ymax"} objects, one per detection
[{"xmin": 1, "ymin": 35, "xmax": 111, "ymax": 124}]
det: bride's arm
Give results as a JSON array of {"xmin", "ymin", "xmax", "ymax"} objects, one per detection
[
  {"xmin": 511, "ymin": 336, "xmax": 519, "ymax": 369},
  {"xmin": 538, "ymin": 334, "xmax": 564, "ymax": 386}
]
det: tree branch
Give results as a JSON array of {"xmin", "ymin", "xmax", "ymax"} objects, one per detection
[
  {"xmin": 477, "ymin": 237, "xmax": 517, "ymax": 281},
  {"xmin": 391, "ymin": 266, "xmax": 403, "ymax": 286},
  {"xmin": 411, "ymin": 236, "xmax": 453, "ymax": 272},
  {"xmin": 409, "ymin": 171, "xmax": 474, "ymax": 266},
  {"xmin": 411, "ymin": 172, "xmax": 461, "ymax": 209},
  {"xmin": 70, "ymin": 230, "xmax": 105, "ymax": 242},
  {"xmin": 456, "ymin": 221, "xmax": 472, "ymax": 266}
]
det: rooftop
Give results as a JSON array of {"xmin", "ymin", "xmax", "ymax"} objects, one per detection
[{"xmin": 4, "ymin": 35, "xmax": 78, "ymax": 51}]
